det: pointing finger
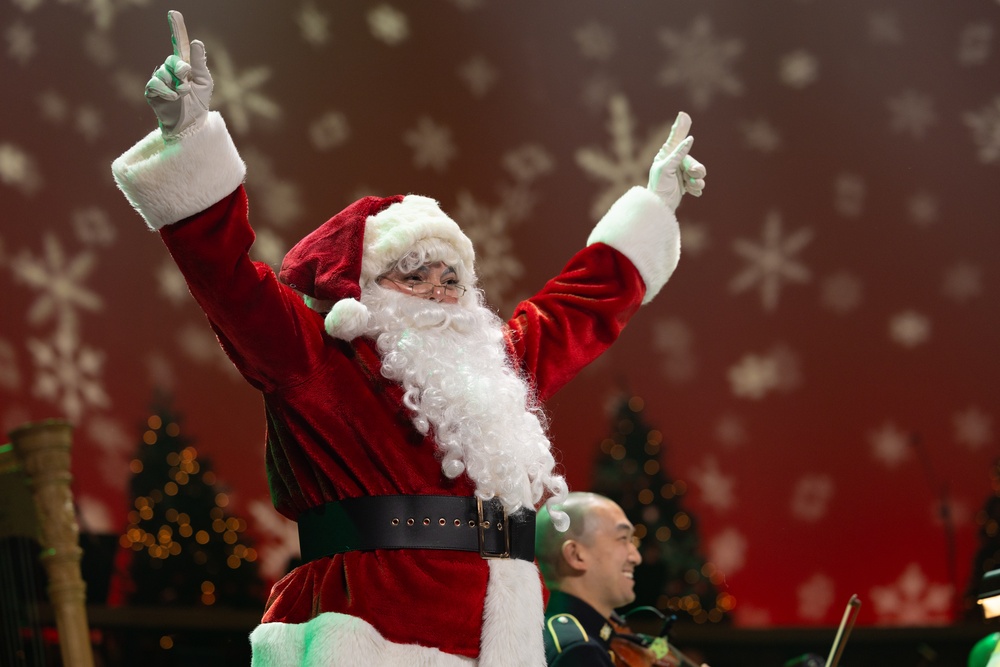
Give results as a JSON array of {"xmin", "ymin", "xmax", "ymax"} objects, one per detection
[
  {"xmin": 168, "ymin": 10, "xmax": 190, "ymax": 63},
  {"xmin": 665, "ymin": 111, "xmax": 692, "ymax": 150}
]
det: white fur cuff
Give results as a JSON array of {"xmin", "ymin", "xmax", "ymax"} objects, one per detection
[
  {"xmin": 111, "ymin": 111, "xmax": 246, "ymax": 230},
  {"xmin": 586, "ymin": 186, "xmax": 680, "ymax": 304}
]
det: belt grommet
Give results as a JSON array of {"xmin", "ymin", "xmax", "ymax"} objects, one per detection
[
  {"xmin": 454, "ymin": 519, "xmax": 461, "ymax": 527},
  {"xmin": 497, "ymin": 522, "xmax": 503, "ymax": 531},
  {"xmin": 406, "ymin": 518, "xmax": 415, "ymax": 526},
  {"xmin": 422, "ymin": 518, "xmax": 431, "ymax": 526},
  {"xmin": 482, "ymin": 521, "xmax": 490, "ymax": 529},
  {"xmin": 438, "ymin": 518, "xmax": 446, "ymax": 526},
  {"xmin": 391, "ymin": 518, "xmax": 400, "ymax": 526},
  {"xmin": 468, "ymin": 520, "xmax": 475, "ymax": 527}
]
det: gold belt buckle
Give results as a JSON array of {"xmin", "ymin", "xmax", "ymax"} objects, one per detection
[{"xmin": 476, "ymin": 497, "xmax": 510, "ymax": 559}]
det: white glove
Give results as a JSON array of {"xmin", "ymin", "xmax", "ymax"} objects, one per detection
[
  {"xmin": 647, "ymin": 111, "xmax": 707, "ymax": 212},
  {"xmin": 144, "ymin": 10, "xmax": 213, "ymax": 140}
]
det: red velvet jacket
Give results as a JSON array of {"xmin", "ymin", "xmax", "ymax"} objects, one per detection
[{"xmin": 160, "ymin": 185, "xmax": 647, "ymax": 658}]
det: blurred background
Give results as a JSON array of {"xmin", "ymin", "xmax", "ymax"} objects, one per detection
[{"xmin": 1, "ymin": 0, "xmax": 999, "ymax": 662}]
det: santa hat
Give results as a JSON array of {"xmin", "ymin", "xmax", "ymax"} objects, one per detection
[{"xmin": 278, "ymin": 194, "xmax": 477, "ymax": 341}]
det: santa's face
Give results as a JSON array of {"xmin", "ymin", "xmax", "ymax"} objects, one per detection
[{"xmin": 377, "ymin": 262, "xmax": 464, "ymax": 305}]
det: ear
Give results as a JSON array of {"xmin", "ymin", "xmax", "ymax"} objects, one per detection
[{"xmin": 561, "ymin": 539, "xmax": 587, "ymax": 572}]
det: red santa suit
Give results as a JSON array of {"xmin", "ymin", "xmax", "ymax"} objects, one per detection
[{"xmin": 112, "ymin": 111, "xmax": 681, "ymax": 667}]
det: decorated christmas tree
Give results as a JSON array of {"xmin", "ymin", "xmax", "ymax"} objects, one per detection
[
  {"xmin": 591, "ymin": 395, "xmax": 731, "ymax": 625},
  {"xmin": 965, "ymin": 459, "xmax": 1000, "ymax": 621},
  {"xmin": 121, "ymin": 393, "xmax": 264, "ymax": 609}
]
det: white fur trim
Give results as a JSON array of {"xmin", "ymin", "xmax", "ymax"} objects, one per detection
[
  {"xmin": 586, "ymin": 186, "xmax": 680, "ymax": 304},
  {"xmin": 111, "ymin": 111, "xmax": 246, "ymax": 230},
  {"xmin": 479, "ymin": 559, "xmax": 546, "ymax": 667},
  {"xmin": 249, "ymin": 613, "xmax": 476, "ymax": 667},
  {"xmin": 361, "ymin": 195, "xmax": 477, "ymax": 288},
  {"xmin": 325, "ymin": 298, "xmax": 370, "ymax": 341}
]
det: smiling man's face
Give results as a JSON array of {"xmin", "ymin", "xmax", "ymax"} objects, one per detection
[{"xmin": 577, "ymin": 498, "xmax": 642, "ymax": 617}]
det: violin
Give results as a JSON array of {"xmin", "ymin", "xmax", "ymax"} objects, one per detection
[{"xmin": 608, "ymin": 615, "xmax": 704, "ymax": 667}]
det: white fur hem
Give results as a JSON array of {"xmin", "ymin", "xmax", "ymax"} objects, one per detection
[
  {"xmin": 586, "ymin": 186, "xmax": 680, "ymax": 304},
  {"xmin": 479, "ymin": 559, "xmax": 546, "ymax": 667},
  {"xmin": 111, "ymin": 111, "xmax": 246, "ymax": 230}
]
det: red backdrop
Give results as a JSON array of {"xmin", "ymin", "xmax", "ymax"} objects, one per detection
[{"xmin": 2, "ymin": 0, "xmax": 998, "ymax": 628}]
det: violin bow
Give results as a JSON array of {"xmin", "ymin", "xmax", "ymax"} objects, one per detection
[{"xmin": 825, "ymin": 594, "xmax": 861, "ymax": 667}]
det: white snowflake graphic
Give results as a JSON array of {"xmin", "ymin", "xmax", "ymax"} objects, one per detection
[
  {"xmin": 177, "ymin": 323, "xmax": 240, "ymax": 379},
  {"xmin": 869, "ymin": 562, "xmax": 953, "ymax": 625},
  {"xmin": 653, "ymin": 317, "xmax": 696, "ymax": 383},
  {"xmin": 403, "ymin": 117, "xmax": 457, "ymax": 172},
  {"xmin": 65, "ymin": 0, "xmax": 152, "ymax": 31},
  {"xmin": 954, "ymin": 406, "xmax": 993, "ymax": 450},
  {"xmin": 0, "ymin": 338, "xmax": 21, "ymax": 391},
  {"xmin": 575, "ymin": 94, "xmax": 672, "ymax": 221},
  {"xmin": 85, "ymin": 414, "xmax": 133, "ymax": 490},
  {"xmin": 209, "ymin": 47, "xmax": 281, "ymax": 135},
  {"xmin": 454, "ymin": 191, "xmax": 522, "ymax": 300},
  {"xmin": 368, "ymin": 4, "xmax": 409, "ymax": 46},
  {"xmin": 907, "ymin": 191, "xmax": 939, "ymax": 226},
  {"xmin": 580, "ymin": 72, "xmax": 620, "ymax": 115},
  {"xmin": 83, "ymin": 28, "xmax": 116, "ymax": 67},
  {"xmin": 0, "ymin": 142, "xmax": 44, "ymax": 195},
  {"xmin": 706, "ymin": 526, "xmax": 747, "ymax": 574},
  {"xmin": 689, "ymin": 456, "xmax": 735, "ymax": 512},
  {"xmin": 76, "ymin": 105, "xmax": 104, "ymax": 143},
  {"xmin": 458, "ymin": 55, "xmax": 497, "ymax": 98},
  {"xmin": 38, "ymin": 89, "xmax": 69, "ymax": 124},
  {"xmin": 248, "ymin": 499, "xmax": 300, "ymax": 581},
  {"xmin": 714, "ymin": 413, "xmax": 747, "ymax": 447},
  {"xmin": 790, "ymin": 473, "xmax": 834, "ymax": 522},
  {"xmin": 868, "ymin": 11, "xmax": 903, "ymax": 45},
  {"xmin": 834, "ymin": 172, "xmax": 866, "ymax": 218},
  {"xmin": 868, "ymin": 421, "xmax": 912, "ymax": 468},
  {"xmin": 964, "ymin": 97, "xmax": 1000, "ymax": 164},
  {"xmin": 574, "ymin": 21, "xmax": 616, "ymax": 61},
  {"xmin": 157, "ymin": 259, "xmax": 191, "ymax": 306},
  {"xmin": 680, "ymin": 220, "xmax": 710, "ymax": 257},
  {"xmin": 797, "ymin": 573, "xmax": 836, "ymax": 621},
  {"xmin": 888, "ymin": 90, "xmax": 937, "ymax": 139},
  {"xmin": 242, "ymin": 148, "xmax": 304, "ymax": 228},
  {"xmin": 27, "ymin": 327, "xmax": 110, "ymax": 422},
  {"xmin": 957, "ymin": 22, "xmax": 992, "ymax": 66},
  {"xmin": 728, "ymin": 353, "xmax": 779, "ymax": 400},
  {"xmin": 821, "ymin": 271, "xmax": 863, "ymax": 314},
  {"xmin": 657, "ymin": 15, "xmax": 743, "ymax": 109},
  {"xmin": 6, "ymin": 21, "xmax": 36, "ymax": 65},
  {"xmin": 941, "ymin": 261, "xmax": 982, "ymax": 302},
  {"xmin": 779, "ymin": 49, "xmax": 819, "ymax": 89},
  {"xmin": 297, "ymin": 2, "xmax": 331, "ymax": 47},
  {"xmin": 10, "ymin": 234, "xmax": 102, "ymax": 330},
  {"xmin": 248, "ymin": 227, "xmax": 288, "ymax": 270},
  {"xmin": 309, "ymin": 111, "xmax": 351, "ymax": 151},
  {"xmin": 729, "ymin": 210, "xmax": 813, "ymax": 311},
  {"xmin": 12, "ymin": 0, "xmax": 44, "ymax": 10},
  {"xmin": 740, "ymin": 117, "xmax": 781, "ymax": 153},
  {"xmin": 889, "ymin": 310, "xmax": 931, "ymax": 348},
  {"xmin": 502, "ymin": 144, "xmax": 554, "ymax": 184},
  {"xmin": 72, "ymin": 207, "xmax": 116, "ymax": 247}
]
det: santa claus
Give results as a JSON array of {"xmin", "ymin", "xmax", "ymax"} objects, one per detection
[{"xmin": 111, "ymin": 11, "xmax": 705, "ymax": 667}]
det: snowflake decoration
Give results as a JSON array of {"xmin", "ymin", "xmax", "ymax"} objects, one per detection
[
  {"xmin": 797, "ymin": 573, "xmax": 836, "ymax": 621},
  {"xmin": 769, "ymin": 343, "xmax": 802, "ymax": 391},
  {"xmin": 869, "ymin": 563, "xmax": 953, "ymax": 625},
  {"xmin": 454, "ymin": 191, "xmax": 522, "ymax": 300},
  {"xmin": 679, "ymin": 220, "xmax": 710, "ymax": 257},
  {"xmin": 714, "ymin": 413, "xmax": 747, "ymax": 447},
  {"xmin": 243, "ymin": 148, "xmax": 304, "ymax": 228},
  {"xmin": 209, "ymin": 47, "xmax": 281, "ymax": 135},
  {"xmin": 248, "ymin": 499, "xmax": 301, "ymax": 581},
  {"xmin": 689, "ymin": 457, "xmax": 735, "ymax": 512},
  {"xmin": 10, "ymin": 234, "xmax": 102, "ymax": 330},
  {"xmin": 729, "ymin": 210, "xmax": 813, "ymax": 311},
  {"xmin": 889, "ymin": 310, "xmax": 931, "ymax": 348},
  {"xmin": 72, "ymin": 207, "xmax": 116, "ymax": 247},
  {"xmin": 297, "ymin": 2, "xmax": 331, "ymax": 47},
  {"xmin": 86, "ymin": 414, "xmax": 134, "ymax": 489},
  {"xmin": 707, "ymin": 526, "xmax": 747, "ymax": 574},
  {"xmin": 790, "ymin": 473, "xmax": 834, "ymax": 522},
  {"xmin": 502, "ymin": 144, "xmax": 554, "ymax": 184},
  {"xmin": 779, "ymin": 50, "xmax": 819, "ymax": 89},
  {"xmin": 309, "ymin": 111, "xmax": 350, "ymax": 151},
  {"xmin": 958, "ymin": 22, "xmax": 992, "ymax": 66},
  {"xmin": 368, "ymin": 4, "xmax": 409, "ymax": 46},
  {"xmin": 740, "ymin": 117, "xmax": 781, "ymax": 153},
  {"xmin": 907, "ymin": 191, "xmax": 939, "ymax": 226},
  {"xmin": 112, "ymin": 69, "xmax": 148, "ymax": 107},
  {"xmin": 580, "ymin": 72, "xmax": 620, "ymax": 115},
  {"xmin": 0, "ymin": 338, "xmax": 21, "ymax": 391},
  {"xmin": 887, "ymin": 90, "xmax": 936, "ymax": 140},
  {"xmin": 38, "ymin": 90, "xmax": 69, "ymax": 124},
  {"xmin": 27, "ymin": 327, "xmax": 110, "ymax": 422},
  {"xmin": 12, "ymin": 0, "xmax": 44, "ymax": 10},
  {"xmin": 0, "ymin": 142, "xmax": 44, "ymax": 195},
  {"xmin": 964, "ymin": 97, "xmax": 1000, "ymax": 164},
  {"xmin": 574, "ymin": 21, "xmax": 616, "ymax": 61},
  {"xmin": 657, "ymin": 15, "xmax": 743, "ymax": 109},
  {"xmin": 834, "ymin": 172, "xmax": 865, "ymax": 218},
  {"xmin": 76, "ymin": 105, "xmax": 104, "ymax": 143},
  {"xmin": 458, "ymin": 55, "xmax": 498, "ymax": 99},
  {"xmin": 177, "ymin": 323, "xmax": 241, "ymax": 379},
  {"xmin": 248, "ymin": 227, "xmax": 288, "ymax": 269},
  {"xmin": 146, "ymin": 349, "xmax": 177, "ymax": 391},
  {"xmin": 954, "ymin": 406, "xmax": 993, "ymax": 450},
  {"xmin": 653, "ymin": 317, "xmax": 696, "ymax": 383},
  {"xmin": 83, "ymin": 28, "xmax": 116, "ymax": 66},
  {"xmin": 496, "ymin": 182, "xmax": 538, "ymax": 223},
  {"xmin": 156, "ymin": 259, "xmax": 191, "ymax": 306},
  {"xmin": 575, "ymin": 94, "xmax": 672, "ymax": 220},
  {"xmin": 941, "ymin": 261, "xmax": 982, "ymax": 302},
  {"xmin": 868, "ymin": 421, "xmax": 912, "ymax": 468},
  {"xmin": 403, "ymin": 117, "xmax": 457, "ymax": 172},
  {"xmin": 728, "ymin": 353, "xmax": 779, "ymax": 400},
  {"xmin": 868, "ymin": 11, "xmax": 903, "ymax": 45},
  {"xmin": 821, "ymin": 271, "xmax": 863, "ymax": 314},
  {"xmin": 6, "ymin": 21, "xmax": 36, "ymax": 65},
  {"xmin": 69, "ymin": 0, "xmax": 153, "ymax": 31}
]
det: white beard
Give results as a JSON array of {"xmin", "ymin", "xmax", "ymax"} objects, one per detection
[{"xmin": 361, "ymin": 285, "xmax": 568, "ymax": 521}]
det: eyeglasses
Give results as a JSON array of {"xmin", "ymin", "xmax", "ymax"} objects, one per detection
[{"xmin": 380, "ymin": 277, "xmax": 467, "ymax": 298}]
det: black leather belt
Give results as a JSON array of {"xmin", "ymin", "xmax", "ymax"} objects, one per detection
[{"xmin": 297, "ymin": 495, "xmax": 535, "ymax": 563}]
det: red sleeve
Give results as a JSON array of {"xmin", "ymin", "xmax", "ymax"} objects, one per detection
[{"xmin": 507, "ymin": 242, "xmax": 646, "ymax": 401}]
